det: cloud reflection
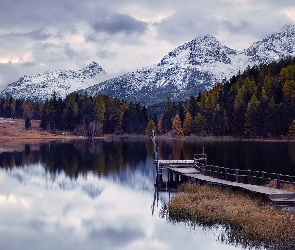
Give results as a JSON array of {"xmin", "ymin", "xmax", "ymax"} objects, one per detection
[{"xmin": 0, "ymin": 161, "xmax": 244, "ymax": 250}]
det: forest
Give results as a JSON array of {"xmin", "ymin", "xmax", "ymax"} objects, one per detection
[{"xmin": 1, "ymin": 56, "xmax": 295, "ymax": 138}]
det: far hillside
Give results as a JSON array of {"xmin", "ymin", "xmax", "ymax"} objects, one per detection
[{"xmin": 157, "ymin": 56, "xmax": 295, "ymax": 138}]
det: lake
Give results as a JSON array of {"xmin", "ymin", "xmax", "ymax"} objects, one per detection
[{"xmin": 1, "ymin": 138, "xmax": 295, "ymax": 250}]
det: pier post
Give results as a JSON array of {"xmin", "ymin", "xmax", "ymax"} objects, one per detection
[
  {"xmin": 225, "ymin": 168, "xmax": 228, "ymax": 181},
  {"xmin": 261, "ymin": 171, "xmax": 265, "ymax": 186},
  {"xmin": 276, "ymin": 174, "xmax": 281, "ymax": 189},
  {"xmin": 236, "ymin": 170, "xmax": 239, "ymax": 183},
  {"xmin": 248, "ymin": 170, "xmax": 251, "ymax": 184}
]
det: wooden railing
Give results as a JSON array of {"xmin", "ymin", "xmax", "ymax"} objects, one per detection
[{"xmin": 194, "ymin": 154, "xmax": 295, "ymax": 189}]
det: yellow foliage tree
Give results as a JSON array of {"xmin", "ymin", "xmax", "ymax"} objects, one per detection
[{"xmin": 172, "ymin": 114, "xmax": 183, "ymax": 137}]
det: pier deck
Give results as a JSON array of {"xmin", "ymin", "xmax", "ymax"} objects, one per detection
[{"xmin": 156, "ymin": 160, "xmax": 295, "ymax": 206}]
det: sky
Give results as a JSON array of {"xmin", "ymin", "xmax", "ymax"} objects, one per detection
[{"xmin": 0, "ymin": 0, "xmax": 295, "ymax": 91}]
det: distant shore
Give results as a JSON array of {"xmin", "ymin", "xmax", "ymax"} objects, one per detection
[
  {"xmin": 0, "ymin": 118, "xmax": 88, "ymax": 151},
  {"xmin": 1, "ymin": 118, "xmax": 294, "ymax": 151}
]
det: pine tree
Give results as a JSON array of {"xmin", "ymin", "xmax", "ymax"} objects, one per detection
[
  {"xmin": 194, "ymin": 112, "xmax": 206, "ymax": 135},
  {"xmin": 25, "ymin": 117, "xmax": 31, "ymax": 130},
  {"xmin": 245, "ymin": 95, "xmax": 260, "ymax": 137},
  {"xmin": 288, "ymin": 120, "xmax": 295, "ymax": 138}
]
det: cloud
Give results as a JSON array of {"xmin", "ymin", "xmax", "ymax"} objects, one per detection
[
  {"xmin": 1, "ymin": 0, "xmax": 295, "ymax": 92},
  {"xmin": 155, "ymin": 9, "xmax": 220, "ymax": 45},
  {"xmin": 5, "ymin": 28, "xmax": 51, "ymax": 41},
  {"xmin": 96, "ymin": 49, "xmax": 118, "ymax": 59},
  {"xmin": 90, "ymin": 9, "xmax": 148, "ymax": 36}
]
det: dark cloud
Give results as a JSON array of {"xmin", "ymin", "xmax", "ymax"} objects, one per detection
[
  {"xmin": 1, "ymin": 0, "xmax": 295, "ymax": 91},
  {"xmin": 90, "ymin": 10, "xmax": 148, "ymax": 35},
  {"xmin": 6, "ymin": 28, "xmax": 51, "ymax": 41}
]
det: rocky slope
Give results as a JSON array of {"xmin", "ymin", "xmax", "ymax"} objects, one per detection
[
  {"xmin": 0, "ymin": 62, "xmax": 106, "ymax": 102},
  {"xmin": 80, "ymin": 24, "xmax": 295, "ymax": 105}
]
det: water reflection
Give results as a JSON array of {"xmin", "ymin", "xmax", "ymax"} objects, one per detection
[
  {"xmin": 156, "ymin": 139, "xmax": 295, "ymax": 175},
  {"xmin": 1, "ymin": 139, "xmax": 295, "ymax": 250}
]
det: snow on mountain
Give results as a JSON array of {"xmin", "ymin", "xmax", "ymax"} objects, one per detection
[
  {"xmin": 0, "ymin": 62, "xmax": 106, "ymax": 102},
  {"xmin": 2, "ymin": 24, "xmax": 295, "ymax": 105},
  {"xmin": 81, "ymin": 24, "xmax": 295, "ymax": 106}
]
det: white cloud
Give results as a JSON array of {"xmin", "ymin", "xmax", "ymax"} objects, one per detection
[{"xmin": 0, "ymin": 0, "xmax": 295, "ymax": 90}]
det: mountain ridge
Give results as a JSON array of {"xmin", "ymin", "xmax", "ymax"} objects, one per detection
[
  {"xmin": 2, "ymin": 24, "xmax": 295, "ymax": 105},
  {"xmin": 0, "ymin": 62, "xmax": 106, "ymax": 102}
]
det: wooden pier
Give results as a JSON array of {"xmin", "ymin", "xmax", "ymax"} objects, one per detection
[{"xmin": 155, "ymin": 157, "xmax": 295, "ymax": 207}]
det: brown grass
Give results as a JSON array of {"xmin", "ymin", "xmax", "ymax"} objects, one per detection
[
  {"xmin": 160, "ymin": 183, "xmax": 295, "ymax": 249},
  {"xmin": 0, "ymin": 118, "xmax": 86, "ymax": 151},
  {"xmin": 266, "ymin": 180, "xmax": 295, "ymax": 192}
]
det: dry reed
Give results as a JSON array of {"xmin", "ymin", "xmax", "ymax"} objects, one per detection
[
  {"xmin": 266, "ymin": 180, "xmax": 295, "ymax": 192},
  {"xmin": 160, "ymin": 183, "xmax": 295, "ymax": 249}
]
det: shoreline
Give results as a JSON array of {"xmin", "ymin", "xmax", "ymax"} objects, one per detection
[{"xmin": 1, "ymin": 118, "xmax": 295, "ymax": 152}]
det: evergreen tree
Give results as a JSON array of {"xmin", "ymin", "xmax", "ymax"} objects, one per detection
[
  {"xmin": 288, "ymin": 120, "xmax": 295, "ymax": 138},
  {"xmin": 245, "ymin": 95, "xmax": 260, "ymax": 137},
  {"xmin": 25, "ymin": 117, "xmax": 31, "ymax": 130},
  {"xmin": 232, "ymin": 103, "xmax": 246, "ymax": 138},
  {"xmin": 194, "ymin": 112, "xmax": 206, "ymax": 135}
]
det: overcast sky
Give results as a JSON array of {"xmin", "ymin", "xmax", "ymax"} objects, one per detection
[{"xmin": 0, "ymin": 0, "xmax": 295, "ymax": 91}]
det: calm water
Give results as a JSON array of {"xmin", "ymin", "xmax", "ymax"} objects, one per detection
[{"xmin": 1, "ymin": 139, "xmax": 295, "ymax": 250}]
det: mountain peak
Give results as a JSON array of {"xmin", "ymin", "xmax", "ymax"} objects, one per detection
[
  {"xmin": 3, "ymin": 24, "xmax": 295, "ymax": 105},
  {"xmin": 283, "ymin": 23, "xmax": 295, "ymax": 34},
  {"xmin": 0, "ymin": 63, "xmax": 106, "ymax": 102}
]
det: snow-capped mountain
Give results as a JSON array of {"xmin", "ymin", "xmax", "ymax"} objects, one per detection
[
  {"xmin": 0, "ymin": 62, "xmax": 106, "ymax": 102},
  {"xmin": 2, "ymin": 24, "xmax": 295, "ymax": 105},
  {"xmin": 80, "ymin": 24, "xmax": 295, "ymax": 105}
]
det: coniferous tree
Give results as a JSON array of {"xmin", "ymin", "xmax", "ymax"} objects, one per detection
[
  {"xmin": 194, "ymin": 112, "xmax": 206, "ymax": 135},
  {"xmin": 25, "ymin": 117, "xmax": 31, "ymax": 130},
  {"xmin": 288, "ymin": 120, "xmax": 295, "ymax": 138}
]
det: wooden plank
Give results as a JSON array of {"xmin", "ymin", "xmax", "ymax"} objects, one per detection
[
  {"xmin": 166, "ymin": 166, "xmax": 295, "ymax": 205},
  {"xmin": 158, "ymin": 160, "xmax": 195, "ymax": 165}
]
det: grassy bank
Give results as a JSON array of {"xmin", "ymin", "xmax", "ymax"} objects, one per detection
[{"xmin": 160, "ymin": 183, "xmax": 295, "ymax": 249}]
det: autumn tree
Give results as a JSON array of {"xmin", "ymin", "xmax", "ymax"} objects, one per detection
[
  {"xmin": 146, "ymin": 119, "xmax": 156, "ymax": 136},
  {"xmin": 183, "ymin": 112, "xmax": 193, "ymax": 136},
  {"xmin": 172, "ymin": 114, "xmax": 183, "ymax": 137}
]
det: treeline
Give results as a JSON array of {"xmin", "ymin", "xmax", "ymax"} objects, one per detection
[
  {"xmin": 0, "ymin": 93, "xmax": 150, "ymax": 136},
  {"xmin": 158, "ymin": 57, "xmax": 295, "ymax": 138},
  {"xmin": 40, "ymin": 93, "xmax": 149, "ymax": 136},
  {"xmin": 2, "ymin": 56, "xmax": 295, "ymax": 138},
  {"xmin": 0, "ymin": 97, "xmax": 42, "ymax": 120}
]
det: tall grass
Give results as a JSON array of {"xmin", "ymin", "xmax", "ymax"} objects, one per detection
[
  {"xmin": 266, "ymin": 180, "xmax": 295, "ymax": 192},
  {"xmin": 160, "ymin": 183, "xmax": 295, "ymax": 249}
]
